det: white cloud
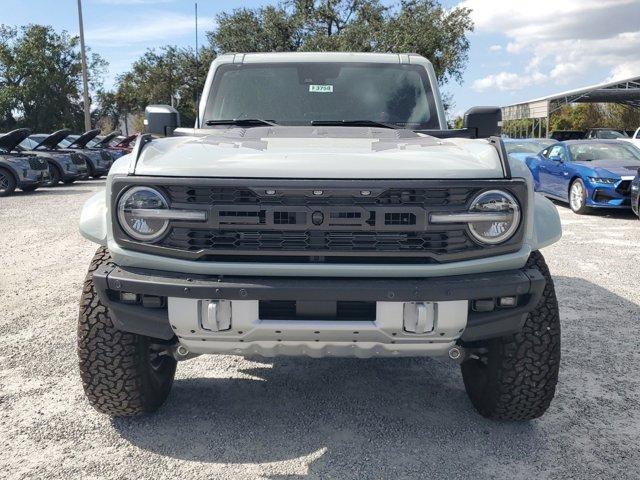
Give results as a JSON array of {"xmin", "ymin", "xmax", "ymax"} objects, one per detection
[
  {"xmin": 461, "ymin": 0, "xmax": 640, "ymax": 86},
  {"xmin": 91, "ymin": 0, "xmax": 174, "ymax": 4},
  {"xmin": 472, "ymin": 70, "xmax": 546, "ymax": 92},
  {"xmin": 86, "ymin": 12, "xmax": 215, "ymax": 47},
  {"xmin": 488, "ymin": 44, "xmax": 502, "ymax": 52}
]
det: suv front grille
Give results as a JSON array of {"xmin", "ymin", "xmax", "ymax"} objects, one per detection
[
  {"xmin": 28, "ymin": 157, "xmax": 47, "ymax": 170},
  {"xmin": 113, "ymin": 179, "xmax": 527, "ymax": 263},
  {"xmin": 163, "ymin": 229, "xmax": 471, "ymax": 255}
]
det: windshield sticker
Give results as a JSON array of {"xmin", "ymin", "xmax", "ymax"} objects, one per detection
[{"xmin": 309, "ymin": 84, "xmax": 334, "ymax": 93}]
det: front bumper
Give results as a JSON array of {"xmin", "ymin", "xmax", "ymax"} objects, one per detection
[
  {"xmin": 92, "ymin": 264, "xmax": 545, "ymax": 357},
  {"xmin": 586, "ymin": 182, "xmax": 632, "ymax": 208},
  {"xmin": 19, "ymin": 168, "xmax": 49, "ymax": 187}
]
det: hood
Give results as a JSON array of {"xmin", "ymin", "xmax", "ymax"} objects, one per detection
[
  {"xmin": 134, "ymin": 126, "xmax": 504, "ymax": 179},
  {"xmin": 115, "ymin": 134, "xmax": 137, "ymax": 148},
  {"xmin": 34, "ymin": 129, "xmax": 72, "ymax": 150},
  {"xmin": 0, "ymin": 128, "xmax": 31, "ymax": 152},
  {"xmin": 94, "ymin": 131, "xmax": 119, "ymax": 148},
  {"xmin": 575, "ymin": 158, "xmax": 640, "ymax": 178},
  {"xmin": 68, "ymin": 129, "xmax": 101, "ymax": 149}
]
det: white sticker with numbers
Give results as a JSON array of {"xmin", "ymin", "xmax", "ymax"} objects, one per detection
[{"xmin": 309, "ymin": 84, "xmax": 334, "ymax": 93}]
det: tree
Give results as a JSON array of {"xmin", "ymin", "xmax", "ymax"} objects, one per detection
[
  {"xmin": 110, "ymin": 46, "xmax": 215, "ymax": 128},
  {"xmin": 208, "ymin": 0, "xmax": 473, "ymax": 86},
  {"xmin": 0, "ymin": 24, "xmax": 106, "ymax": 132}
]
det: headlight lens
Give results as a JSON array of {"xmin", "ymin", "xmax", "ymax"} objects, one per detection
[
  {"xmin": 588, "ymin": 177, "xmax": 617, "ymax": 184},
  {"xmin": 468, "ymin": 190, "xmax": 521, "ymax": 245},
  {"xmin": 117, "ymin": 186, "xmax": 169, "ymax": 241}
]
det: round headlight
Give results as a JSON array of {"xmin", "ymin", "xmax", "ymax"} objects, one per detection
[
  {"xmin": 468, "ymin": 190, "xmax": 521, "ymax": 245},
  {"xmin": 117, "ymin": 186, "xmax": 169, "ymax": 241}
]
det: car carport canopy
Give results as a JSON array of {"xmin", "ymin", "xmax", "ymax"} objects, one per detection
[{"xmin": 501, "ymin": 75, "xmax": 640, "ymax": 137}]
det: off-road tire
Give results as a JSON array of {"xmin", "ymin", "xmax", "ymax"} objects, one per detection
[
  {"xmin": 78, "ymin": 247, "xmax": 177, "ymax": 416},
  {"xmin": 461, "ymin": 251, "xmax": 560, "ymax": 421},
  {"xmin": 20, "ymin": 185, "xmax": 38, "ymax": 192},
  {"xmin": 0, "ymin": 167, "xmax": 16, "ymax": 196},
  {"xmin": 63, "ymin": 178, "xmax": 76, "ymax": 184}
]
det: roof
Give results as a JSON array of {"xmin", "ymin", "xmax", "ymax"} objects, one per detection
[
  {"xmin": 217, "ymin": 51, "xmax": 431, "ymax": 65},
  {"xmin": 502, "ymin": 75, "xmax": 640, "ymax": 120}
]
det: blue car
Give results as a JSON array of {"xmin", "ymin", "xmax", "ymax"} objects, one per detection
[{"xmin": 524, "ymin": 140, "xmax": 640, "ymax": 214}]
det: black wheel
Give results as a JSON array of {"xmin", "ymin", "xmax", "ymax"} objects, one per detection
[
  {"xmin": 461, "ymin": 251, "xmax": 560, "ymax": 421},
  {"xmin": 45, "ymin": 162, "xmax": 62, "ymax": 187},
  {"xmin": 21, "ymin": 185, "xmax": 38, "ymax": 192},
  {"xmin": 92, "ymin": 173, "xmax": 103, "ymax": 179},
  {"xmin": 569, "ymin": 178, "xmax": 589, "ymax": 214},
  {"xmin": 0, "ymin": 168, "xmax": 17, "ymax": 196},
  {"xmin": 78, "ymin": 247, "xmax": 177, "ymax": 416},
  {"xmin": 63, "ymin": 178, "xmax": 76, "ymax": 184}
]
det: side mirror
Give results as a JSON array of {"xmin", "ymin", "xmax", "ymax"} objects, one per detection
[
  {"xmin": 463, "ymin": 106, "xmax": 501, "ymax": 138},
  {"xmin": 144, "ymin": 105, "xmax": 181, "ymax": 137}
]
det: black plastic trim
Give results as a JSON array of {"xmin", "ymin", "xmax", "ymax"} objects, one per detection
[{"xmin": 91, "ymin": 263, "xmax": 545, "ymax": 341}]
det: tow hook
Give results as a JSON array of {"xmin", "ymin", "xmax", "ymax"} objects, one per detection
[
  {"xmin": 171, "ymin": 344, "xmax": 200, "ymax": 361},
  {"xmin": 448, "ymin": 346, "xmax": 467, "ymax": 363}
]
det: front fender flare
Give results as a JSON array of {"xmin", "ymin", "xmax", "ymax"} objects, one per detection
[
  {"xmin": 79, "ymin": 190, "xmax": 107, "ymax": 245},
  {"xmin": 531, "ymin": 193, "xmax": 562, "ymax": 249}
]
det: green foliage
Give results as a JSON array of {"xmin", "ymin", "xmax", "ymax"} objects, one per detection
[
  {"xmin": 100, "ymin": 0, "xmax": 473, "ymax": 124},
  {"xmin": 550, "ymin": 103, "xmax": 640, "ymax": 132},
  {"xmin": 0, "ymin": 24, "xmax": 106, "ymax": 132},
  {"xmin": 209, "ymin": 0, "xmax": 473, "ymax": 85},
  {"xmin": 105, "ymin": 46, "xmax": 214, "ymax": 128}
]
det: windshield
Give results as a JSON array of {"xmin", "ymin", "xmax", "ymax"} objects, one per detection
[
  {"xmin": 596, "ymin": 130, "xmax": 628, "ymax": 139},
  {"xmin": 505, "ymin": 140, "xmax": 555, "ymax": 154},
  {"xmin": 59, "ymin": 136, "xmax": 78, "ymax": 148},
  {"xmin": 569, "ymin": 142, "xmax": 640, "ymax": 162},
  {"xmin": 20, "ymin": 137, "xmax": 45, "ymax": 150},
  {"xmin": 204, "ymin": 62, "xmax": 440, "ymax": 129}
]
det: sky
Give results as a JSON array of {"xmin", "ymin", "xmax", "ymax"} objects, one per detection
[{"xmin": 2, "ymin": 0, "xmax": 640, "ymax": 118}]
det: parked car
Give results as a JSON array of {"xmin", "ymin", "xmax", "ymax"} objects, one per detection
[
  {"xmin": 106, "ymin": 133, "xmax": 137, "ymax": 155},
  {"xmin": 57, "ymin": 129, "xmax": 113, "ymax": 178},
  {"xmin": 78, "ymin": 52, "xmax": 563, "ymax": 422},
  {"xmin": 0, "ymin": 129, "xmax": 49, "ymax": 196},
  {"xmin": 550, "ymin": 130, "xmax": 584, "ymax": 141},
  {"xmin": 631, "ymin": 169, "xmax": 640, "ymax": 218},
  {"xmin": 18, "ymin": 130, "xmax": 88, "ymax": 186},
  {"xmin": 585, "ymin": 128, "xmax": 629, "ymax": 140},
  {"xmin": 618, "ymin": 127, "xmax": 640, "ymax": 149},
  {"xmin": 84, "ymin": 131, "xmax": 127, "ymax": 162},
  {"xmin": 524, "ymin": 140, "xmax": 640, "ymax": 214},
  {"xmin": 503, "ymin": 138, "xmax": 557, "ymax": 161}
]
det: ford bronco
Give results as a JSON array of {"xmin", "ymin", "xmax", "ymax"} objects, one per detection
[{"xmin": 78, "ymin": 52, "xmax": 562, "ymax": 421}]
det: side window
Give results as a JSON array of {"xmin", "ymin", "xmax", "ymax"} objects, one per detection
[{"xmin": 548, "ymin": 145, "xmax": 564, "ymax": 160}]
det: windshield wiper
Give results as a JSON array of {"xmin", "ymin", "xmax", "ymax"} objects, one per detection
[
  {"xmin": 310, "ymin": 120, "xmax": 400, "ymax": 129},
  {"xmin": 205, "ymin": 118, "xmax": 277, "ymax": 127}
]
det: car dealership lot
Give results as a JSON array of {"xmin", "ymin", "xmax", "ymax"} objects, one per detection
[{"xmin": 0, "ymin": 183, "xmax": 639, "ymax": 480}]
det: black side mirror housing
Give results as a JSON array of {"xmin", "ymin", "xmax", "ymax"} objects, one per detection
[
  {"xmin": 144, "ymin": 105, "xmax": 181, "ymax": 137},
  {"xmin": 464, "ymin": 106, "xmax": 502, "ymax": 138}
]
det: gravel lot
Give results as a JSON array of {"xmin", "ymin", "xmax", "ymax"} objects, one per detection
[{"xmin": 1, "ymin": 181, "xmax": 639, "ymax": 480}]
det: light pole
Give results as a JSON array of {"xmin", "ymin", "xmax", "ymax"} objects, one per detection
[{"xmin": 77, "ymin": 0, "xmax": 91, "ymax": 131}]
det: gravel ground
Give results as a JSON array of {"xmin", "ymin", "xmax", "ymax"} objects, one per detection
[{"xmin": 1, "ymin": 181, "xmax": 639, "ymax": 480}]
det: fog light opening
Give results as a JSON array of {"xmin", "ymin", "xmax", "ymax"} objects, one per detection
[{"xmin": 498, "ymin": 296, "xmax": 517, "ymax": 308}]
